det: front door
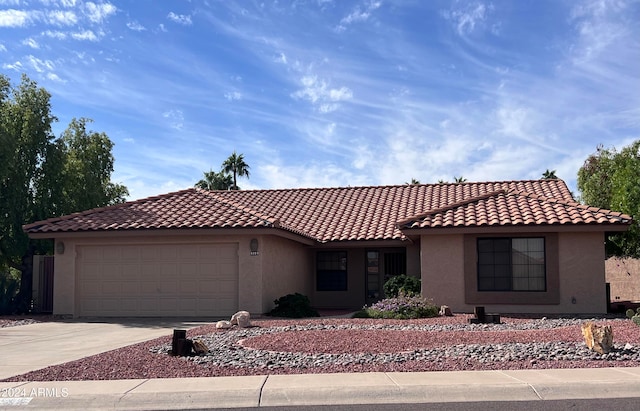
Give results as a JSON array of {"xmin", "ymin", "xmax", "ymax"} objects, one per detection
[{"xmin": 365, "ymin": 249, "xmax": 406, "ymax": 305}]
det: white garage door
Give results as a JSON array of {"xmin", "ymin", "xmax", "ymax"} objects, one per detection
[{"xmin": 76, "ymin": 243, "xmax": 238, "ymax": 317}]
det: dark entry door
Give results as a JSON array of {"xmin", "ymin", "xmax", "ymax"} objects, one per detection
[{"xmin": 366, "ymin": 249, "xmax": 406, "ymax": 304}]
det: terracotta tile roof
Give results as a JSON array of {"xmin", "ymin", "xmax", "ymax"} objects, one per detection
[
  {"xmin": 23, "ymin": 180, "xmax": 632, "ymax": 242},
  {"xmin": 396, "ymin": 189, "xmax": 633, "ymax": 229}
]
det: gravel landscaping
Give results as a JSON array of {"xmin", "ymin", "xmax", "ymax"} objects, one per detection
[{"xmin": 3, "ymin": 314, "xmax": 640, "ymax": 382}]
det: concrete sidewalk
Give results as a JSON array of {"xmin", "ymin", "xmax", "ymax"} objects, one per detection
[
  {"xmin": 0, "ymin": 320, "xmax": 205, "ymax": 380},
  {"xmin": 1, "ymin": 368, "xmax": 640, "ymax": 409}
]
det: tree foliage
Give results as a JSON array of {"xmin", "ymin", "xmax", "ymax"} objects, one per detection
[
  {"xmin": 577, "ymin": 141, "xmax": 640, "ymax": 257},
  {"xmin": 0, "ymin": 74, "xmax": 128, "ymax": 311},
  {"xmin": 195, "ymin": 169, "xmax": 233, "ymax": 191},
  {"xmin": 541, "ymin": 169, "xmax": 558, "ymax": 179},
  {"xmin": 221, "ymin": 151, "xmax": 250, "ymax": 190}
]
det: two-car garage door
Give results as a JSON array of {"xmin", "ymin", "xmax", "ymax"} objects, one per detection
[{"xmin": 76, "ymin": 243, "xmax": 238, "ymax": 317}]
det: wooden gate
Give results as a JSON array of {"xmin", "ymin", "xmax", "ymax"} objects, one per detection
[{"xmin": 33, "ymin": 256, "xmax": 54, "ymax": 313}]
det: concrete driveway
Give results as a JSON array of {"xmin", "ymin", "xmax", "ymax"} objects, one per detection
[{"xmin": 0, "ymin": 319, "xmax": 206, "ymax": 380}]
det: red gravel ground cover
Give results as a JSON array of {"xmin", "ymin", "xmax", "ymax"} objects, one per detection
[{"xmin": 3, "ymin": 315, "xmax": 640, "ymax": 382}]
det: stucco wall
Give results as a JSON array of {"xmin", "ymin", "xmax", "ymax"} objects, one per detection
[
  {"xmin": 420, "ymin": 231, "xmax": 608, "ymax": 314},
  {"xmin": 606, "ymin": 257, "xmax": 640, "ymax": 304},
  {"xmin": 420, "ymin": 234, "xmax": 466, "ymax": 308},
  {"xmin": 261, "ymin": 235, "xmax": 312, "ymax": 313}
]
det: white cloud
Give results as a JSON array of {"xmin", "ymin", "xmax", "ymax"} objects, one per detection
[
  {"xmin": 163, "ymin": 109, "xmax": 184, "ymax": 130},
  {"xmin": 60, "ymin": 0, "xmax": 78, "ymax": 7},
  {"xmin": 291, "ymin": 75, "xmax": 353, "ymax": 113},
  {"xmin": 167, "ymin": 12, "xmax": 192, "ymax": 25},
  {"xmin": 336, "ymin": 0, "xmax": 381, "ymax": 31},
  {"xmin": 224, "ymin": 91, "xmax": 242, "ymax": 101},
  {"xmin": 42, "ymin": 30, "xmax": 67, "ymax": 39},
  {"xmin": 46, "ymin": 72, "xmax": 65, "ymax": 82},
  {"xmin": 71, "ymin": 30, "xmax": 98, "ymax": 41},
  {"xmin": 275, "ymin": 52, "xmax": 287, "ymax": 64},
  {"xmin": 568, "ymin": 0, "xmax": 629, "ymax": 64},
  {"xmin": 26, "ymin": 55, "xmax": 55, "ymax": 73},
  {"xmin": 2, "ymin": 61, "xmax": 23, "ymax": 71},
  {"xmin": 22, "ymin": 37, "xmax": 39, "ymax": 48},
  {"xmin": 0, "ymin": 43, "xmax": 6, "ymax": 52},
  {"xmin": 83, "ymin": 1, "xmax": 117, "ymax": 24},
  {"xmin": 47, "ymin": 9, "xmax": 77, "ymax": 25},
  {"xmin": 443, "ymin": 2, "xmax": 492, "ymax": 36},
  {"xmin": 0, "ymin": 9, "xmax": 31, "ymax": 27},
  {"xmin": 127, "ymin": 20, "xmax": 146, "ymax": 31},
  {"xmin": 158, "ymin": 23, "xmax": 167, "ymax": 32}
]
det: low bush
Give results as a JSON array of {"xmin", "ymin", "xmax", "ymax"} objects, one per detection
[
  {"xmin": 354, "ymin": 293, "xmax": 439, "ymax": 319},
  {"xmin": 267, "ymin": 293, "xmax": 319, "ymax": 318},
  {"xmin": 383, "ymin": 275, "xmax": 421, "ymax": 298},
  {"xmin": 0, "ymin": 272, "xmax": 20, "ymax": 315},
  {"xmin": 626, "ymin": 308, "xmax": 640, "ymax": 327}
]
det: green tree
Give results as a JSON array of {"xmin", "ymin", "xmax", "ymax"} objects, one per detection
[
  {"xmin": 58, "ymin": 118, "xmax": 128, "ymax": 213},
  {"xmin": 0, "ymin": 74, "xmax": 58, "ymax": 309},
  {"xmin": 195, "ymin": 169, "xmax": 233, "ymax": 190},
  {"xmin": 405, "ymin": 178, "xmax": 421, "ymax": 185},
  {"xmin": 578, "ymin": 141, "xmax": 640, "ymax": 257},
  {"xmin": 454, "ymin": 176, "xmax": 467, "ymax": 183},
  {"xmin": 541, "ymin": 169, "xmax": 558, "ymax": 179},
  {"xmin": 0, "ymin": 74, "xmax": 128, "ymax": 311},
  {"xmin": 221, "ymin": 151, "xmax": 250, "ymax": 190}
]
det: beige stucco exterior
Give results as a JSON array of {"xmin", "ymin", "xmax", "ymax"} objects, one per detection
[
  {"xmin": 606, "ymin": 257, "xmax": 640, "ymax": 306},
  {"xmin": 261, "ymin": 235, "xmax": 312, "ymax": 313},
  {"xmin": 44, "ymin": 224, "xmax": 615, "ymax": 318},
  {"xmin": 421, "ymin": 230, "xmax": 608, "ymax": 314},
  {"xmin": 49, "ymin": 231, "xmax": 315, "ymax": 318}
]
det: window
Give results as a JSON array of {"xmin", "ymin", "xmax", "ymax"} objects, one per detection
[
  {"xmin": 316, "ymin": 251, "xmax": 347, "ymax": 291},
  {"xmin": 478, "ymin": 238, "xmax": 545, "ymax": 291}
]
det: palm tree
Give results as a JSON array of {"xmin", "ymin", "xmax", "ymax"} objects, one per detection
[
  {"xmin": 405, "ymin": 178, "xmax": 421, "ymax": 185},
  {"xmin": 541, "ymin": 169, "xmax": 558, "ymax": 179},
  {"xmin": 195, "ymin": 170, "xmax": 233, "ymax": 190},
  {"xmin": 454, "ymin": 176, "xmax": 467, "ymax": 183},
  {"xmin": 221, "ymin": 151, "xmax": 250, "ymax": 190}
]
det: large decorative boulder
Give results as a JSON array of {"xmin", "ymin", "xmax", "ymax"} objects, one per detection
[
  {"xmin": 581, "ymin": 322, "xmax": 613, "ymax": 354},
  {"xmin": 216, "ymin": 320, "xmax": 232, "ymax": 329},
  {"xmin": 230, "ymin": 310, "xmax": 251, "ymax": 328}
]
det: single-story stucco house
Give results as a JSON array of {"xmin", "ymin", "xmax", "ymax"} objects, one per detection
[{"xmin": 23, "ymin": 179, "xmax": 632, "ymax": 318}]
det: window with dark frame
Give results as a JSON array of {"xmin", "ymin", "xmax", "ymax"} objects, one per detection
[
  {"xmin": 316, "ymin": 251, "xmax": 347, "ymax": 291},
  {"xmin": 477, "ymin": 238, "xmax": 546, "ymax": 292}
]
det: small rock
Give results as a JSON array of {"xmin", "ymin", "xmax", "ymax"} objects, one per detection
[
  {"xmin": 216, "ymin": 320, "xmax": 232, "ymax": 329},
  {"xmin": 231, "ymin": 311, "xmax": 251, "ymax": 328},
  {"xmin": 439, "ymin": 305, "xmax": 453, "ymax": 316},
  {"xmin": 625, "ymin": 343, "xmax": 633, "ymax": 350},
  {"xmin": 192, "ymin": 339, "xmax": 209, "ymax": 355}
]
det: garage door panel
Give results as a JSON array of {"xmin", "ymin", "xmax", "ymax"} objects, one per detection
[
  {"xmin": 77, "ymin": 243, "xmax": 238, "ymax": 317},
  {"xmin": 179, "ymin": 263, "xmax": 199, "ymax": 279},
  {"xmin": 101, "ymin": 281, "xmax": 121, "ymax": 295}
]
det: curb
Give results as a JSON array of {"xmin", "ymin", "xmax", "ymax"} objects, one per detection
[{"xmin": 2, "ymin": 368, "xmax": 640, "ymax": 409}]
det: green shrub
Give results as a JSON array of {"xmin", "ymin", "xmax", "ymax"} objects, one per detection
[
  {"xmin": 0, "ymin": 272, "xmax": 20, "ymax": 315},
  {"xmin": 383, "ymin": 275, "xmax": 421, "ymax": 298},
  {"xmin": 627, "ymin": 307, "xmax": 640, "ymax": 327},
  {"xmin": 351, "ymin": 309, "xmax": 371, "ymax": 318},
  {"xmin": 267, "ymin": 293, "xmax": 319, "ymax": 318},
  {"xmin": 360, "ymin": 294, "xmax": 438, "ymax": 319}
]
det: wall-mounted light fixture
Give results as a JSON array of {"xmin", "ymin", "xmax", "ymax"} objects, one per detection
[
  {"xmin": 250, "ymin": 238, "xmax": 259, "ymax": 256},
  {"xmin": 55, "ymin": 241, "xmax": 65, "ymax": 255}
]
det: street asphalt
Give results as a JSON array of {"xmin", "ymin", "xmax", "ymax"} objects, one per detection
[{"xmin": 1, "ymin": 320, "xmax": 640, "ymax": 410}]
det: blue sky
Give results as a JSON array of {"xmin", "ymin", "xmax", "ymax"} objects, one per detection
[{"xmin": 1, "ymin": 0, "xmax": 639, "ymax": 201}]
